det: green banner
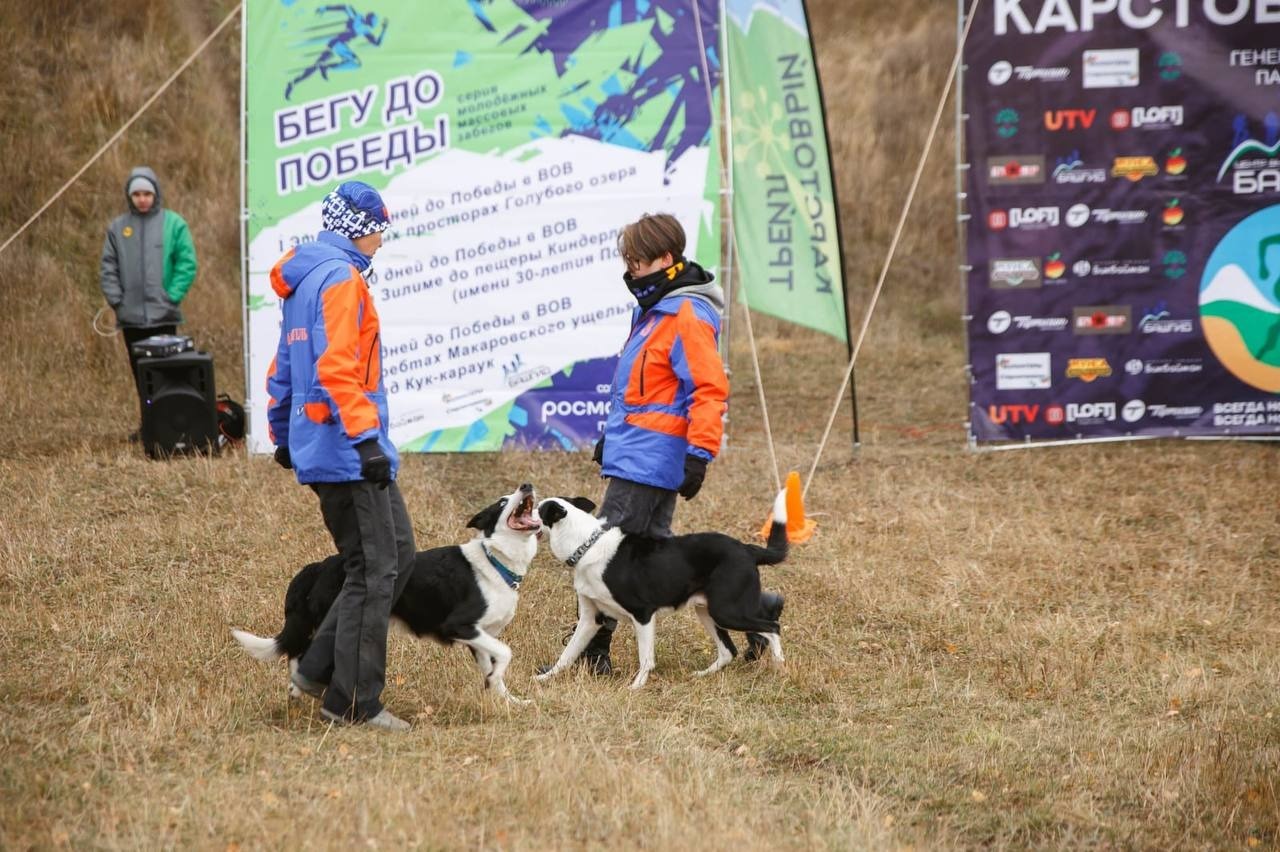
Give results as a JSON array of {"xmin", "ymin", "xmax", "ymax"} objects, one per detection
[
  {"xmin": 726, "ymin": 0, "xmax": 847, "ymax": 340},
  {"xmin": 243, "ymin": 1, "xmax": 722, "ymax": 452}
]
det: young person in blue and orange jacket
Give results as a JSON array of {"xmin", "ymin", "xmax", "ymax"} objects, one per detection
[
  {"xmin": 265, "ymin": 180, "xmax": 416, "ymax": 732},
  {"xmin": 543, "ymin": 213, "xmax": 733, "ymax": 675}
]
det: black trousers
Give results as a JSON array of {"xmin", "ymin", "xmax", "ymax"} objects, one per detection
[
  {"xmin": 298, "ymin": 480, "xmax": 416, "ymax": 721},
  {"xmin": 121, "ymin": 324, "xmax": 176, "ymax": 418},
  {"xmin": 585, "ymin": 478, "xmax": 678, "ymax": 658}
]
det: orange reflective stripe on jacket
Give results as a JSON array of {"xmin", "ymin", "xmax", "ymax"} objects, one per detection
[{"xmin": 316, "ymin": 274, "xmax": 380, "ymax": 438}]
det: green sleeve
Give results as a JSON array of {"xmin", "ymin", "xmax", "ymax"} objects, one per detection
[{"xmin": 163, "ymin": 211, "xmax": 198, "ymax": 303}]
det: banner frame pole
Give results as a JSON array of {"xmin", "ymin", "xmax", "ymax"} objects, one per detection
[
  {"xmin": 956, "ymin": 0, "xmax": 976, "ymax": 451},
  {"xmin": 710, "ymin": 0, "xmax": 734, "ymax": 370},
  {"xmin": 798, "ymin": 0, "xmax": 859, "ymax": 450},
  {"xmin": 239, "ymin": 1, "xmax": 252, "ymax": 433}
]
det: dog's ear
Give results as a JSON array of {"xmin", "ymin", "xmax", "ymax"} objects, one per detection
[
  {"xmin": 569, "ymin": 496, "xmax": 597, "ymax": 514},
  {"xmin": 537, "ymin": 500, "xmax": 568, "ymax": 527},
  {"xmin": 466, "ymin": 500, "xmax": 504, "ymax": 534}
]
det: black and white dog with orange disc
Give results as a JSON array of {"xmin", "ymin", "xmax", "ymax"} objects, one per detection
[
  {"xmin": 534, "ymin": 489, "xmax": 788, "ymax": 689},
  {"xmin": 233, "ymin": 484, "xmax": 542, "ymax": 704}
]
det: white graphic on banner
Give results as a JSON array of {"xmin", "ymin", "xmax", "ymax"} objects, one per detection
[{"xmin": 246, "ymin": 137, "xmax": 712, "ymax": 452}]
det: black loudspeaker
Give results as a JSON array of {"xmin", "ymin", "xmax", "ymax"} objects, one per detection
[{"xmin": 137, "ymin": 352, "xmax": 218, "ymax": 459}]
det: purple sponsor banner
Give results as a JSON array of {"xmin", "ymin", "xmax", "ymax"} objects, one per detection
[{"xmin": 963, "ymin": 2, "xmax": 1280, "ymax": 443}]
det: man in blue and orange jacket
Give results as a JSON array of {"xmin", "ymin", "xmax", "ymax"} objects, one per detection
[
  {"xmin": 571, "ymin": 213, "xmax": 732, "ymax": 674},
  {"xmin": 266, "ymin": 180, "xmax": 415, "ymax": 732}
]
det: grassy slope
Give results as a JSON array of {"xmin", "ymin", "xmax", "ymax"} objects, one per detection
[{"xmin": 1, "ymin": 1, "xmax": 1278, "ymax": 848}]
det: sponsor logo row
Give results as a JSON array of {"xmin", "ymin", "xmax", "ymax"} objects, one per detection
[
  {"xmin": 995, "ymin": 106, "xmax": 1185, "ymax": 137},
  {"xmin": 988, "ymin": 150, "xmax": 1187, "ymax": 185},
  {"xmin": 986, "ymin": 47, "xmax": 1279, "ymax": 89},
  {"xmin": 988, "ymin": 251, "xmax": 1187, "ymax": 289},
  {"xmin": 985, "ymin": 400, "xmax": 1280, "ymax": 428},
  {"xmin": 994, "ymin": 353, "xmax": 1203, "ymax": 390},
  {"xmin": 985, "ymin": 304, "xmax": 1195, "ymax": 336},
  {"xmin": 987, "ymin": 115, "xmax": 1280, "ymax": 196},
  {"xmin": 987, "ymin": 200, "xmax": 1184, "ymax": 230}
]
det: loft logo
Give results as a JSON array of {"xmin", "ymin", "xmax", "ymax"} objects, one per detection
[
  {"xmin": 1045, "ymin": 109, "xmax": 1097, "ymax": 131},
  {"xmin": 1113, "ymin": 106, "xmax": 1185, "ymax": 129},
  {"xmin": 990, "ymin": 207, "xmax": 1060, "ymax": 229},
  {"xmin": 1065, "ymin": 401, "xmax": 1117, "ymax": 423},
  {"xmin": 995, "ymin": 107, "xmax": 1020, "ymax": 138},
  {"xmin": 988, "ymin": 404, "xmax": 1039, "ymax": 424}
]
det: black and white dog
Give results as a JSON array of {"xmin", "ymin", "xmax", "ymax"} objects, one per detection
[
  {"xmin": 534, "ymin": 490, "xmax": 788, "ymax": 689},
  {"xmin": 233, "ymin": 483, "xmax": 541, "ymax": 704}
]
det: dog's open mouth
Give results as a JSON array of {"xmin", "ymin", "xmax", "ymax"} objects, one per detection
[{"xmin": 507, "ymin": 492, "xmax": 540, "ymax": 532}]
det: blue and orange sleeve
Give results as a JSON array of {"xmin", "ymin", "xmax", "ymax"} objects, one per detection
[
  {"xmin": 673, "ymin": 301, "xmax": 728, "ymax": 458},
  {"xmin": 266, "ymin": 343, "xmax": 291, "ymax": 447},
  {"xmin": 316, "ymin": 271, "xmax": 380, "ymax": 442}
]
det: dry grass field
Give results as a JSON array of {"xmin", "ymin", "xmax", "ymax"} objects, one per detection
[{"xmin": 2, "ymin": 1, "xmax": 1279, "ymax": 849}]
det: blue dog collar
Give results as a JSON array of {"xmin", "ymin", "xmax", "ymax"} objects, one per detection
[{"xmin": 482, "ymin": 545, "xmax": 523, "ymax": 590}]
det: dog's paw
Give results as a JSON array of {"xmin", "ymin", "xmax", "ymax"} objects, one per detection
[
  {"xmin": 287, "ymin": 683, "xmax": 304, "ymax": 700},
  {"xmin": 505, "ymin": 694, "xmax": 533, "ymax": 706},
  {"xmin": 534, "ymin": 671, "xmax": 554, "ymax": 683}
]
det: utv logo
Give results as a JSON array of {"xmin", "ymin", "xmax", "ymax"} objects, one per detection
[
  {"xmin": 1065, "ymin": 357, "xmax": 1113, "ymax": 382},
  {"xmin": 1045, "ymin": 109, "xmax": 1096, "ymax": 131},
  {"xmin": 1073, "ymin": 305, "xmax": 1132, "ymax": 335},
  {"xmin": 1139, "ymin": 301, "xmax": 1194, "ymax": 334},
  {"xmin": 1217, "ymin": 114, "xmax": 1280, "ymax": 194},
  {"xmin": 1084, "ymin": 48, "xmax": 1139, "ymax": 88},
  {"xmin": 988, "ymin": 155, "xmax": 1045, "ymax": 185},
  {"xmin": 1162, "ymin": 250, "xmax": 1187, "ymax": 278},
  {"xmin": 989, "ymin": 258, "xmax": 1042, "ymax": 289},
  {"xmin": 995, "ymin": 107, "xmax": 1020, "ymax": 139},
  {"xmin": 1158, "ymin": 52, "xmax": 1183, "ymax": 81},
  {"xmin": 987, "ymin": 404, "xmax": 1040, "ymax": 425},
  {"xmin": 1112, "ymin": 156, "xmax": 1159, "ymax": 181},
  {"xmin": 1053, "ymin": 151, "xmax": 1107, "ymax": 184}
]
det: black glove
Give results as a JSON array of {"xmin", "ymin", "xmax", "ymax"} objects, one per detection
[
  {"xmin": 273, "ymin": 446, "xmax": 292, "ymax": 470},
  {"xmin": 677, "ymin": 455, "xmax": 708, "ymax": 500},
  {"xmin": 592, "ymin": 436, "xmax": 605, "ymax": 466},
  {"xmin": 355, "ymin": 438, "xmax": 391, "ymax": 488}
]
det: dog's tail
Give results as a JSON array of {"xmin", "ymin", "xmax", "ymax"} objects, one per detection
[
  {"xmin": 747, "ymin": 488, "xmax": 789, "ymax": 566},
  {"xmin": 231, "ymin": 629, "xmax": 282, "ymax": 662}
]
